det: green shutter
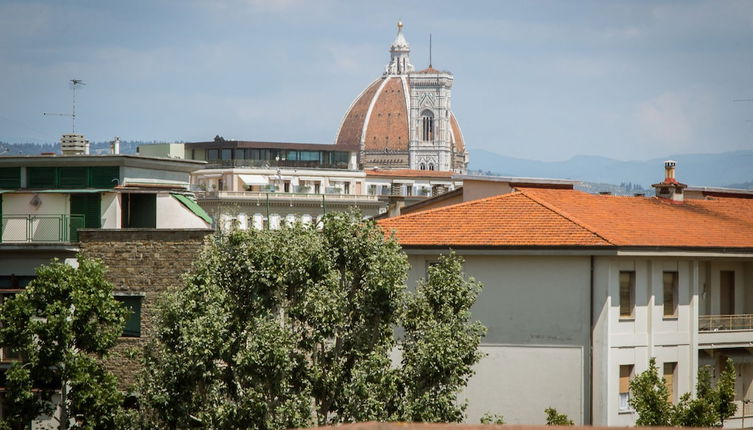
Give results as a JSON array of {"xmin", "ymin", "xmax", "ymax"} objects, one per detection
[
  {"xmin": 27, "ymin": 167, "xmax": 58, "ymax": 189},
  {"xmin": 58, "ymin": 167, "xmax": 88, "ymax": 188},
  {"xmin": 70, "ymin": 194, "xmax": 101, "ymax": 229},
  {"xmin": 0, "ymin": 167, "xmax": 21, "ymax": 189},
  {"xmin": 115, "ymin": 296, "xmax": 141, "ymax": 337},
  {"xmin": 89, "ymin": 166, "xmax": 119, "ymax": 188}
]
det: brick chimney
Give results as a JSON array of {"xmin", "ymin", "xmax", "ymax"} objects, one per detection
[{"xmin": 652, "ymin": 160, "xmax": 687, "ymax": 202}]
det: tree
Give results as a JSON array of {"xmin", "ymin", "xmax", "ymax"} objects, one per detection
[
  {"xmin": 0, "ymin": 257, "xmax": 128, "ymax": 430},
  {"xmin": 139, "ymin": 212, "xmax": 486, "ymax": 429},
  {"xmin": 544, "ymin": 408, "xmax": 573, "ymax": 426},
  {"xmin": 629, "ymin": 358, "xmax": 673, "ymax": 426},
  {"xmin": 630, "ymin": 357, "xmax": 737, "ymax": 427}
]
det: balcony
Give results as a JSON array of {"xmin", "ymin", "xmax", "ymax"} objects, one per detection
[
  {"xmin": 699, "ymin": 314, "xmax": 753, "ymax": 349},
  {"xmin": 0, "ymin": 214, "xmax": 85, "ymax": 243},
  {"xmin": 195, "ymin": 191, "xmax": 380, "ymax": 202}
]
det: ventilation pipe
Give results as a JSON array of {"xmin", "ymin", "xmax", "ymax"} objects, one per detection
[{"xmin": 111, "ymin": 136, "xmax": 120, "ymax": 155}]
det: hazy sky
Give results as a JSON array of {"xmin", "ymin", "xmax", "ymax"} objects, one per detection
[{"xmin": 1, "ymin": 0, "xmax": 753, "ymax": 161}]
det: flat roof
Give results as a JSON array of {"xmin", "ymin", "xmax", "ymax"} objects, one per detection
[
  {"xmin": 453, "ymin": 174, "xmax": 581, "ymax": 186},
  {"xmin": 0, "ymin": 154, "xmax": 206, "ymax": 172},
  {"xmin": 185, "ymin": 140, "xmax": 359, "ymax": 152},
  {"xmin": 686, "ymin": 186, "xmax": 753, "ymax": 198}
]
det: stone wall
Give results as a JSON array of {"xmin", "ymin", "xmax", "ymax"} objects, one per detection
[{"xmin": 77, "ymin": 228, "xmax": 213, "ymax": 390}]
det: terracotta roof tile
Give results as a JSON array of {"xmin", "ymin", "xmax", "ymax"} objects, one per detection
[
  {"xmin": 379, "ymin": 191, "xmax": 610, "ymax": 247},
  {"xmin": 378, "ymin": 188, "xmax": 753, "ymax": 249}
]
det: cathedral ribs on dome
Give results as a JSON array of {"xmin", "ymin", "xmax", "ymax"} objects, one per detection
[{"xmin": 334, "ymin": 21, "xmax": 468, "ymax": 173}]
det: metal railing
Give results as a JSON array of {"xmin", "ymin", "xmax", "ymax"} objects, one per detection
[
  {"xmin": 204, "ymin": 160, "xmax": 350, "ymax": 169},
  {"xmin": 0, "ymin": 214, "xmax": 85, "ymax": 243},
  {"xmin": 699, "ymin": 314, "xmax": 753, "ymax": 332},
  {"xmin": 195, "ymin": 191, "xmax": 380, "ymax": 202}
]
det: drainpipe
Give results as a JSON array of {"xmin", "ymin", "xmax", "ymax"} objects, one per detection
[{"xmin": 589, "ymin": 255, "xmax": 594, "ymax": 425}]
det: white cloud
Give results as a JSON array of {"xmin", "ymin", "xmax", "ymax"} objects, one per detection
[{"xmin": 636, "ymin": 88, "xmax": 715, "ymax": 148}]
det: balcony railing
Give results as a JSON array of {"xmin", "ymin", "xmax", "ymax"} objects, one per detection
[
  {"xmin": 0, "ymin": 214, "xmax": 85, "ymax": 243},
  {"xmin": 195, "ymin": 191, "xmax": 380, "ymax": 202},
  {"xmin": 699, "ymin": 314, "xmax": 753, "ymax": 332}
]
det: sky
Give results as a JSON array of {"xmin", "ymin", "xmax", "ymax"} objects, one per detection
[{"xmin": 1, "ymin": 0, "xmax": 753, "ymax": 162}]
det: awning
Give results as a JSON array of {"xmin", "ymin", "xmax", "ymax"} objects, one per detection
[
  {"xmin": 298, "ymin": 176, "xmax": 324, "ymax": 182},
  {"xmin": 171, "ymin": 193, "xmax": 213, "ymax": 224},
  {"xmin": 0, "ymin": 189, "xmax": 111, "ymax": 194},
  {"xmin": 238, "ymin": 174, "xmax": 269, "ymax": 186}
]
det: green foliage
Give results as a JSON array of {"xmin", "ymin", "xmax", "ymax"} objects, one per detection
[
  {"xmin": 545, "ymin": 407, "xmax": 573, "ymax": 425},
  {"xmin": 138, "ymin": 212, "xmax": 486, "ymax": 429},
  {"xmin": 0, "ymin": 256, "xmax": 128, "ymax": 429},
  {"xmin": 480, "ymin": 413, "xmax": 505, "ymax": 425},
  {"xmin": 630, "ymin": 357, "xmax": 738, "ymax": 427},
  {"xmin": 629, "ymin": 358, "xmax": 673, "ymax": 426}
]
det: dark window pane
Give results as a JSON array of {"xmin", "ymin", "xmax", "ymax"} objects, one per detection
[{"xmin": 115, "ymin": 296, "xmax": 142, "ymax": 337}]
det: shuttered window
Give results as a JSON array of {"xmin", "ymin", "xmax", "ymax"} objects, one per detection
[
  {"xmin": 89, "ymin": 166, "xmax": 119, "ymax": 188},
  {"xmin": 619, "ymin": 271, "xmax": 635, "ymax": 318},
  {"xmin": 59, "ymin": 167, "xmax": 88, "ymax": 188},
  {"xmin": 27, "ymin": 167, "xmax": 57, "ymax": 188},
  {"xmin": 664, "ymin": 362, "xmax": 677, "ymax": 403},
  {"xmin": 0, "ymin": 167, "xmax": 21, "ymax": 188},
  {"xmin": 663, "ymin": 272, "xmax": 678, "ymax": 317},
  {"xmin": 619, "ymin": 365, "xmax": 633, "ymax": 412},
  {"xmin": 115, "ymin": 296, "xmax": 142, "ymax": 337},
  {"xmin": 70, "ymin": 194, "xmax": 101, "ymax": 229}
]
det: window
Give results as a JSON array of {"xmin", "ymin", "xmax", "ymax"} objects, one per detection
[
  {"xmin": 121, "ymin": 193, "xmax": 156, "ymax": 228},
  {"xmin": 720, "ymin": 271, "xmax": 735, "ymax": 315},
  {"xmin": 221, "ymin": 149, "xmax": 232, "ymax": 161},
  {"xmin": 428, "ymin": 163, "xmax": 435, "ymax": 171},
  {"xmin": 664, "ymin": 362, "xmax": 677, "ymax": 403},
  {"xmin": 206, "ymin": 149, "xmax": 219, "ymax": 161},
  {"xmin": 663, "ymin": 271, "xmax": 678, "ymax": 317},
  {"xmin": 115, "ymin": 295, "xmax": 142, "ymax": 337},
  {"xmin": 619, "ymin": 271, "xmax": 635, "ymax": 318},
  {"xmin": 619, "ymin": 365, "xmax": 633, "ymax": 412},
  {"xmin": 368, "ymin": 185, "xmax": 377, "ymax": 195},
  {"xmin": 421, "ymin": 110, "xmax": 434, "ymax": 142},
  {"xmin": 420, "ymin": 163, "xmax": 426, "ymax": 170}
]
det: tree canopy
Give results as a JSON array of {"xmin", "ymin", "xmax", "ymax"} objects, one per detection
[
  {"xmin": 630, "ymin": 357, "xmax": 737, "ymax": 427},
  {"xmin": 0, "ymin": 256, "xmax": 127, "ymax": 430},
  {"xmin": 138, "ymin": 212, "xmax": 486, "ymax": 429}
]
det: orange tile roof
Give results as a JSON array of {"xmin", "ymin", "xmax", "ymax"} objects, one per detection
[
  {"xmin": 365, "ymin": 169, "xmax": 455, "ymax": 179},
  {"xmin": 378, "ymin": 188, "xmax": 753, "ymax": 249}
]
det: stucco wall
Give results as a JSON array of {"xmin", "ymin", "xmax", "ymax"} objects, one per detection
[
  {"xmin": 122, "ymin": 166, "xmax": 190, "ymax": 186},
  {"xmin": 405, "ymin": 253, "xmax": 592, "ymax": 425},
  {"xmin": 101, "ymin": 192, "xmax": 120, "ymax": 228},
  {"xmin": 156, "ymin": 194, "xmax": 211, "ymax": 229},
  {"xmin": 462, "ymin": 180, "xmax": 514, "ymax": 202}
]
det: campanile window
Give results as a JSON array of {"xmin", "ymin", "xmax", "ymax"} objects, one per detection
[{"xmin": 421, "ymin": 110, "xmax": 434, "ymax": 142}]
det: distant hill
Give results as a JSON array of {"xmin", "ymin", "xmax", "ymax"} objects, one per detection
[
  {"xmin": 0, "ymin": 140, "xmax": 142, "ymax": 156},
  {"xmin": 469, "ymin": 149, "xmax": 753, "ymax": 189}
]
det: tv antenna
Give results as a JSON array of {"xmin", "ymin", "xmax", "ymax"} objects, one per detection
[
  {"xmin": 44, "ymin": 79, "xmax": 86, "ymax": 133},
  {"xmin": 429, "ymin": 33, "xmax": 432, "ymax": 68}
]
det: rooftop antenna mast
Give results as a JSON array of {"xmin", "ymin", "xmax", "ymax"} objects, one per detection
[
  {"xmin": 429, "ymin": 33, "xmax": 432, "ymax": 68},
  {"xmin": 44, "ymin": 79, "xmax": 86, "ymax": 133}
]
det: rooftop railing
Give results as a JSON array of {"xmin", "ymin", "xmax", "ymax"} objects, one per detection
[
  {"xmin": 699, "ymin": 314, "xmax": 753, "ymax": 332},
  {"xmin": 195, "ymin": 191, "xmax": 380, "ymax": 202},
  {"xmin": 0, "ymin": 214, "xmax": 84, "ymax": 243}
]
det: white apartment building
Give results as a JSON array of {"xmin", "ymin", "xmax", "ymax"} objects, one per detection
[{"xmin": 378, "ymin": 166, "xmax": 753, "ymax": 427}]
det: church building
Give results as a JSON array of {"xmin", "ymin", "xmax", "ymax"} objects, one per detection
[{"xmin": 335, "ymin": 22, "xmax": 468, "ymax": 173}]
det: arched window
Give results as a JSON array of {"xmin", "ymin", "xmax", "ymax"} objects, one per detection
[
  {"xmin": 419, "ymin": 163, "xmax": 426, "ymax": 170},
  {"xmin": 421, "ymin": 110, "xmax": 434, "ymax": 142},
  {"xmin": 428, "ymin": 163, "xmax": 435, "ymax": 171}
]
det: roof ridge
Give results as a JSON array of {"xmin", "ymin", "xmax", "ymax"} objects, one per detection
[
  {"xmin": 517, "ymin": 188, "xmax": 615, "ymax": 245},
  {"xmin": 380, "ymin": 191, "xmax": 528, "ymax": 223}
]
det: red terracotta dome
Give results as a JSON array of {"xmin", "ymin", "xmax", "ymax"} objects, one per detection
[{"xmin": 335, "ymin": 76, "xmax": 465, "ymax": 154}]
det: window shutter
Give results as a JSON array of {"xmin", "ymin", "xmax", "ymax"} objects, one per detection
[
  {"xmin": 619, "ymin": 365, "xmax": 632, "ymax": 393},
  {"xmin": 115, "ymin": 296, "xmax": 142, "ymax": 337},
  {"xmin": 59, "ymin": 167, "xmax": 88, "ymax": 188},
  {"xmin": 0, "ymin": 167, "xmax": 21, "ymax": 188},
  {"xmin": 70, "ymin": 194, "xmax": 101, "ymax": 229},
  {"xmin": 27, "ymin": 167, "xmax": 58, "ymax": 188},
  {"xmin": 89, "ymin": 166, "xmax": 119, "ymax": 188}
]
